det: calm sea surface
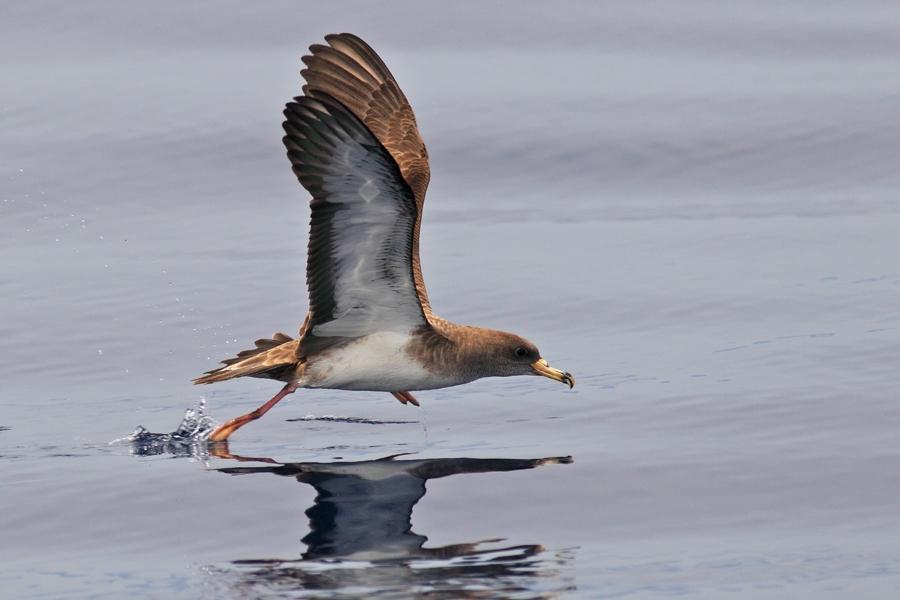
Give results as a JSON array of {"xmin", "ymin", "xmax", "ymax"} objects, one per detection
[{"xmin": 2, "ymin": 2, "xmax": 900, "ymax": 598}]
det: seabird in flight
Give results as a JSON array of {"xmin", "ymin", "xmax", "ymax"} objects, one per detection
[{"xmin": 195, "ymin": 33, "xmax": 574, "ymax": 442}]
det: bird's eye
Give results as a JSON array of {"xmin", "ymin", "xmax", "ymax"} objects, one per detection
[{"xmin": 515, "ymin": 347, "xmax": 528, "ymax": 358}]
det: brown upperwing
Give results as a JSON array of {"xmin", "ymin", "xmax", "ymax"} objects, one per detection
[{"xmin": 300, "ymin": 33, "xmax": 435, "ymax": 322}]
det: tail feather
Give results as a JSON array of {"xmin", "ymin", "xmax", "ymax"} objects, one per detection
[{"xmin": 193, "ymin": 333, "xmax": 301, "ymax": 385}]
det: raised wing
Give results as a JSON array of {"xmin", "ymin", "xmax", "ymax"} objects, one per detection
[
  {"xmin": 301, "ymin": 34, "xmax": 434, "ymax": 319},
  {"xmin": 301, "ymin": 34, "xmax": 430, "ymax": 204},
  {"xmin": 283, "ymin": 94, "xmax": 428, "ymax": 355}
]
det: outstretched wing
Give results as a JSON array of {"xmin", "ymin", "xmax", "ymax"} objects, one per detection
[
  {"xmin": 301, "ymin": 34, "xmax": 434, "ymax": 318},
  {"xmin": 283, "ymin": 94, "xmax": 428, "ymax": 355},
  {"xmin": 301, "ymin": 34, "xmax": 430, "ymax": 204}
]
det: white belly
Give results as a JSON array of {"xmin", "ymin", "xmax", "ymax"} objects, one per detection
[{"xmin": 302, "ymin": 331, "xmax": 456, "ymax": 391}]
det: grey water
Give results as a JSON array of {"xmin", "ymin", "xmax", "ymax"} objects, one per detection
[{"xmin": 2, "ymin": 1, "xmax": 900, "ymax": 598}]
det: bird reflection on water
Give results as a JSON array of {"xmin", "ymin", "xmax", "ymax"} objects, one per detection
[
  {"xmin": 212, "ymin": 452, "xmax": 574, "ymax": 598},
  {"xmin": 215, "ymin": 450, "xmax": 572, "ymax": 561},
  {"xmin": 128, "ymin": 421, "xmax": 575, "ymax": 597}
]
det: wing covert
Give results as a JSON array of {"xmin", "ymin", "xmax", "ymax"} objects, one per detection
[{"xmin": 301, "ymin": 34, "xmax": 431, "ymax": 205}]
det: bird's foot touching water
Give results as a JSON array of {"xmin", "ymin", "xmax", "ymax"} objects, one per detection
[{"xmin": 207, "ymin": 382, "xmax": 299, "ymax": 442}]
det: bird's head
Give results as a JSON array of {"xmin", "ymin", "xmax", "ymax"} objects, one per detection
[{"xmin": 468, "ymin": 329, "xmax": 574, "ymax": 388}]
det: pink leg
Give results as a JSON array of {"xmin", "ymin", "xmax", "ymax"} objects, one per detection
[
  {"xmin": 208, "ymin": 382, "xmax": 298, "ymax": 442},
  {"xmin": 391, "ymin": 391, "xmax": 420, "ymax": 407}
]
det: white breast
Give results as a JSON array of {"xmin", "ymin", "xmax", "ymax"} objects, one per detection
[{"xmin": 302, "ymin": 331, "xmax": 456, "ymax": 392}]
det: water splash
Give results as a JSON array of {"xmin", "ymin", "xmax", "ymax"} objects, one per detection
[{"xmin": 116, "ymin": 399, "xmax": 219, "ymax": 458}]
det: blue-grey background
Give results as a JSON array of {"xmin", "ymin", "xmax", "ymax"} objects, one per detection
[{"xmin": 2, "ymin": 1, "xmax": 899, "ymax": 597}]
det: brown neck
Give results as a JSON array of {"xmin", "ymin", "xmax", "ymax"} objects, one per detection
[{"xmin": 409, "ymin": 319, "xmax": 512, "ymax": 382}]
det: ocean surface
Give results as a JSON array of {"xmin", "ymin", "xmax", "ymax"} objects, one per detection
[{"xmin": 2, "ymin": 2, "xmax": 900, "ymax": 598}]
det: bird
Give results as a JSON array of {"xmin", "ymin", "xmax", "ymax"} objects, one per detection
[{"xmin": 194, "ymin": 33, "xmax": 574, "ymax": 442}]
